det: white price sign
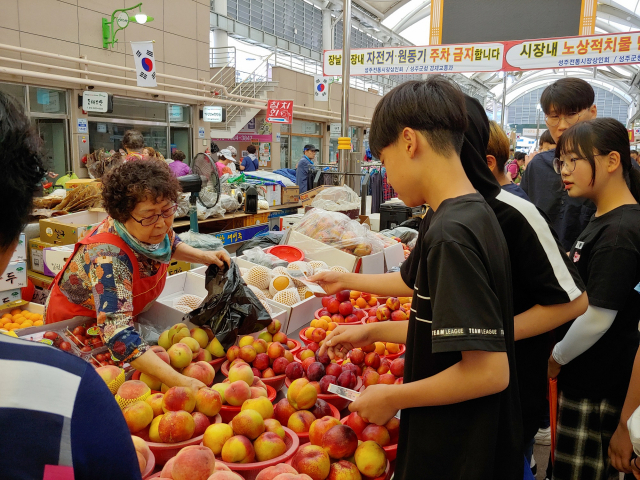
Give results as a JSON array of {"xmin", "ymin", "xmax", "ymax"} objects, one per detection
[
  {"xmin": 203, "ymin": 106, "xmax": 223, "ymax": 123},
  {"xmin": 83, "ymin": 91, "xmax": 110, "ymax": 113}
]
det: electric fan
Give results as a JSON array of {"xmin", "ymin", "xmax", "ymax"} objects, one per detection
[{"xmin": 177, "ymin": 152, "xmax": 222, "ymax": 232}]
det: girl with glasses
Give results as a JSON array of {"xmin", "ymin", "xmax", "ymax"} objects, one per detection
[
  {"xmin": 548, "ymin": 118, "xmax": 640, "ymax": 480},
  {"xmin": 44, "ymin": 160, "xmax": 230, "ymax": 394}
]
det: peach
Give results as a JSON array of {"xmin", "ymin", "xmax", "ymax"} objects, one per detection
[
  {"xmin": 162, "ymin": 386, "xmax": 196, "ymax": 413},
  {"xmin": 250, "ymin": 386, "xmax": 268, "ymax": 399},
  {"xmin": 168, "ymin": 343, "xmax": 194, "ymax": 369},
  {"xmin": 376, "ymin": 306, "xmax": 391, "ymax": 321},
  {"xmin": 254, "ymin": 353, "xmax": 270, "ymax": 371},
  {"xmin": 239, "ymin": 335, "xmax": 255, "ymax": 348},
  {"xmin": 226, "ymin": 345, "xmax": 241, "ymax": 362},
  {"xmin": 195, "ymin": 387, "xmax": 222, "ymax": 417},
  {"xmin": 311, "ymin": 399, "xmax": 333, "ymax": 419},
  {"xmin": 253, "ymin": 338, "xmax": 268, "ymax": 354},
  {"xmin": 274, "ymin": 398, "xmax": 298, "ymax": 425},
  {"xmin": 263, "ymin": 368, "xmax": 276, "ymax": 378},
  {"xmin": 232, "ymin": 408, "xmax": 265, "ymax": 439},
  {"xmin": 377, "ymin": 362, "xmax": 390, "ymax": 376},
  {"xmin": 242, "ymin": 397, "xmax": 274, "ymax": 420},
  {"xmin": 180, "ymin": 337, "xmax": 201, "ymax": 359},
  {"xmin": 273, "ymin": 357, "xmax": 290, "ymax": 375},
  {"xmin": 336, "ymin": 371, "xmax": 356, "ymax": 390},
  {"xmin": 194, "ymin": 349, "xmax": 213, "ymax": 363},
  {"xmin": 309, "ymin": 381, "xmax": 321, "ymax": 395},
  {"xmin": 309, "ymin": 416, "xmax": 341, "ymax": 446},
  {"xmin": 386, "ymin": 297, "xmax": 400, "ymax": 311},
  {"xmin": 131, "ymin": 434, "xmax": 152, "ymax": 458},
  {"xmin": 172, "ymin": 445, "xmax": 215, "ymax": 480},
  {"xmin": 158, "ymin": 410, "xmax": 196, "ymax": 443},
  {"xmin": 291, "ymin": 444, "xmax": 331, "ymax": 480},
  {"xmin": 197, "ymin": 361, "xmax": 216, "ymax": 386},
  {"xmin": 354, "ymin": 441, "xmax": 386, "ymax": 477},
  {"xmin": 256, "ymin": 464, "xmax": 298, "ymax": 480},
  {"xmin": 268, "ymin": 319, "xmax": 282, "ymax": 334},
  {"xmin": 258, "ymin": 331, "xmax": 273, "ymax": 343},
  {"xmin": 225, "ymin": 380, "xmax": 252, "ymax": 406},
  {"xmin": 167, "ymin": 323, "xmax": 187, "ymax": 343},
  {"xmin": 117, "ymin": 380, "xmax": 150, "ymax": 400},
  {"xmin": 322, "ymin": 425, "xmax": 358, "ymax": 459},
  {"xmin": 268, "ymin": 341, "xmax": 285, "ymax": 360},
  {"xmin": 331, "ymin": 314, "xmax": 345, "ymax": 324},
  {"xmin": 338, "ymin": 302, "xmax": 353, "ymax": 317},
  {"xmin": 239, "ymin": 345, "xmax": 257, "ymax": 363},
  {"xmin": 149, "ymin": 415, "xmax": 163, "ymax": 442},
  {"xmin": 96, "ymin": 365, "xmax": 122, "ymax": 386},
  {"xmin": 336, "ymin": 290, "xmax": 350, "ymax": 302},
  {"xmin": 390, "ymin": 310, "xmax": 408, "ymax": 321},
  {"xmin": 123, "ymin": 401, "xmax": 154, "ymax": 433},
  {"xmin": 354, "ymin": 309, "xmax": 367, "ymax": 321},
  {"xmin": 228, "ymin": 363, "xmax": 254, "ymax": 386},
  {"xmin": 300, "ymin": 349, "xmax": 315, "ymax": 361},
  {"xmin": 203, "ymin": 423, "xmax": 234, "ymax": 455},
  {"xmin": 264, "ymin": 418, "xmax": 286, "ymax": 440},
  {"xmin": 254, "ymin": 431, "xmax": 287, "ymax": 461},
  {"xmin": 385, "ymin": 417, "xmax": 400, "ymax": 444},
  {"xmin": 328, "ymin": 460, "xmax": 362, "ymax": 480},
  {"xmin": 287, "ymin": 378, "xmax": 318, "ymax": 410},
  {"xmin": 362, "ymin": 370, "xmax": 379, "ymax": 388},
  {"xmin": 146, "ymin": 393, "xmax": 165, "ymax": 417},
  {"xmin": 288, "ymin": 410, "xmax": 316, "ymax": 433},
  {"xmin": 183, "ymin": 363, "xmax": 211, "ymax": 386},
  {"xmin": 361, "ymin": 424, "xmax": 390, "ymax": 446},
  {"xmin": 221, "ymin": 435, "xmax": 255, "ymax": 463},
  {"xmin": 158, "ymin": 330, "xmax": 172, "ymax": 350},
  {"xmin": 172, "ymin": 327, "xmax": 191, "ymax": 345},
  {"xmin": 361, "ymin": 344, "xmax": 375, "ymax": 353},
  {"xmin": 286, "ymin": 362, "xmax": 305, "ymax": 380},
  {"xmin": 272, "ymin": 475, "xmax": 313, "ymax": 480},
  {"xmin": 192, "ymin": 411, "xmax": 211, "ymax": 437},
  {"xmin": 230, "ymin": 359, "xmax": 247, "ymax": 368},
  {"xmin": 212, "ymin": 383, "xmax": 229, "ymax": 404},
  {"xmin": 395, "ymin": 377, "xmax": 403, "ymax": 384},
  {"xmin": 321, "ymin": 297, "xmax": 332, "ymax": 308},
  {"xmin": 273, "ymin": 332, "xmax": 288, "ymax": 344},
  {"xmin": 208, "ymin": 472, "xmax": 244, "ymax": 480},
  {"xmin": 213, "ymin": 462, "xmax": 232, "ymax": 473},
  {"xmin": 343, "ymin": 412, "xmax": 368, "ymax": 439},
  {"xmin": 379, "ymin": 373, "xmax": 396, "ymax": 385},
  {"xmin": 160, "ymin": 456, "xmax": 176, "ymax": 478},
  {"xmin": 286, "ymin": 339, "xmax": 297, "ymax": 350},
  {"xmin": 190, "ymin": 327, "xmax": 210, "ymax": 348},
  {"xmin": 252, "ymin": 377, "xmax": 267, "ymax": 389},
  {"xmin": 207, "ymin": 337, "xmax": 226, "ymax": 358}
]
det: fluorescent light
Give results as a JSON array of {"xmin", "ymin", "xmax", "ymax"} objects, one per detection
[
  {"xmin": 246, "ymin": 57, "xmax": 256, "ymax": 61},
  {"xmin": 135, "ymin": 13, "xmax": 148, "ymax": 24}
]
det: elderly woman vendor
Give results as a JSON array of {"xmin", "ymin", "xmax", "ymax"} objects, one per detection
[{"xmin": 44, "ymin": 160, "xmax": 230, "ymax": 391}]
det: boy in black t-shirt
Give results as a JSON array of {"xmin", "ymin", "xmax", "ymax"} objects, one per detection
[{"xmin": 313, "ymin": 78, "xmax": 523, "ymax": 479}]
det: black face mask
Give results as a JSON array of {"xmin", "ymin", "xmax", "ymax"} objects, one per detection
[{"xmin": 460, "ymin": 95, "xmax": 501, "ymax": 200}]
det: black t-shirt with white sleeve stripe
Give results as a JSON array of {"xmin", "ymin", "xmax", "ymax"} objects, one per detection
[{"xmin": 394, "ymin": 193, "xmax": 522, "ymax": 480}]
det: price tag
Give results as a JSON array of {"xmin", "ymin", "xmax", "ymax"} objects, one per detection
[
  {"xmin": 328, "ymin": 384, "xmax": 401, "ymax": 419},
  {"xmin": 87, "ymin": 326, "xmax": 100, "ymax": 336},
  {"xmin": 286, "ymin": 269, "xmax": 326, "ymax": 295}
]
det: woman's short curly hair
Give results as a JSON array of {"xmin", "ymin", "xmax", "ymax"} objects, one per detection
[
  {"xmin": 122, "ymin": 130, "xmax": 144, "ymax": 150},
  {"xmin": 102, "ymin": 160, "xmax": 181, "ymax": 222}
]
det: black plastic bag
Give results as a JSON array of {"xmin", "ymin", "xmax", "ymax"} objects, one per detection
[{"xmin": 185, "ymin": 262, "xmax": 272, "ymax": 349}]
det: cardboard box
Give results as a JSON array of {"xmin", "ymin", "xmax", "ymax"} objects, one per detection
[
  {"xmin": 279, "ymin": 214, "xmax": 305, "ymax": 232},
  {"xmin": 263, "ymin": 184, "xmax": 282, "ymax": 207},
  {"xmin": 65, "ymin": 179, "xmax": 102, "ymax": 190},
  {"xmin": 0, "ymin": 262, "xmax": 27, "ymax": 290},
  {"xmin": 27, "ymin": 270, "xmax": 54, "ymax": 305},
  {"xmin": 299, "ymin": 185, "xmax": 331, "ymax": 206},
  {"xmin": 168, "ymin": 260, "xmax": 191, "ymax": 276},
  {"xmin": 10, "ymin": 234, "xmax": 26, "ymax": 263},
  {"xmin": 39, "ymin": 210, "xmax": 108, "ymax": 245},
  {"xmin": 0, "ymin": 299, "xmax": 44, "ymax": 316},
  {"xmin": 28, "ymin": 238, "xmax": 56, "ymax": 274},
  {"xmin": 282, "ymin": 186, "xmax": 300, "ymax": 205},
  {"xmin": 43, "ymin": 246, "xmax": 75, "ymax": 278},
  {"xmin": 0, "ymin": 288, "xmax": 21, "ymax": 304}
]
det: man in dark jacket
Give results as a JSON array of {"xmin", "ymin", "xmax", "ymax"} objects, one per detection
[{"xmin": 296, "ymin": 144, "xmax": 319, "ymax": 194}]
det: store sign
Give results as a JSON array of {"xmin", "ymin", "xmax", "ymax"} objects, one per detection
[
  {"xmin": 82, "ymin": 91, "xmax": 110, "ymax": 113},
  {"xmin": 323, "ymin": 43, "xmax": 504, "ymax": 76},
  {"xmin": 169, "ymin": 105, "xmax": 183, "ymax": 122},
  {"xmin": 330, "ymin": 123, "xmax": 342, "ymax": 137},
  {"xmin": 211, "ymin": 134, "xmax": 272, "ymax": 143},
  {"xmin": 198, "ymin": 127, "xmax": 205, "ymax": 138},
  {"xmin": 324, "ymin": 31, "xmax": 640, "ymax": 76},
  {"xmin": 266, "ymin": 100, "xmax": 293, "ymax": 124},
  {"xmin": 77, "ymin": 119, "xmax": 88, "ymax": 134},
  {"xmin": 203, "ymin": 106, "xmax": 223, "ymax": 123},
  {"xmin": 522, "ymin": 128, "xmax": 540, "ymax": 136},
  {"xmin": 43, "ymin": 92, "xmax": 60, "ymax": 113}
]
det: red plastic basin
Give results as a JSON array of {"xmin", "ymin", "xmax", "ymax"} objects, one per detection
[
  {"xmin": 221, "ymin": 359, "xmax": 287, "ymax": 393},
  {"xmin": 209, "ymin": 356, "xmax": 226, "ymax": 373},
  {"xmin": 145, "ymin": 413, "xmax": 221, "ymax": 466},
  {"xmin": 382, "ymin": 344, "xmax": 406, "ymax": 360},
  {"xmin": 141, "ymin": 446, "xmax": 155, "ymax": 479},
  {"xmin": 287, "ymin": 457, "xmax": 391, "ymax": 480}
]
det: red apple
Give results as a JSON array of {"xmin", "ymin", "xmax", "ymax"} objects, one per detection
[
  {"xmin": 338, "ymin": 302, "xmax": 353, "ymax": 316},
  {"xmin": 327, "ymin": 299, "xmax": 340, "ymax": 314},
  {"xmin": 336, "ymin": 290, "xmax": 351, "ymax": 302}
]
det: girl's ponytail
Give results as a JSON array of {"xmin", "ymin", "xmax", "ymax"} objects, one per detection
[{"xmin": 628, "ymin": 166, "xmax": 640, "ymax": 203}]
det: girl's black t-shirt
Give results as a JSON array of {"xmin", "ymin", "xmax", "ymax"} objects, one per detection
[
  {"xmin": 557, "ymin": 204, "xmax": 640, "ymax": 401},
  {"xmin": 394, "ymin": 193, "xmax": 523, "ymax": 480}
]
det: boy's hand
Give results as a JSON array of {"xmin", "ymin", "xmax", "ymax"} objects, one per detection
[
  {"xmin": 349, "ymin": 384, "xmax": 398, "ymax": 426},
  {"xmin": 548, "ymin": 355, "xmax": 562, "ymax": 379},
  {"xmin": 307, "ymin": 271, "xmax": 347, "ymax": 295},
  {"xmin": 319, "ymin": 325, "xmax": 372, "ymax": 360},
  {"xmin": 609, "ymin": 422, "xmax": 633, "ymax": 474}
]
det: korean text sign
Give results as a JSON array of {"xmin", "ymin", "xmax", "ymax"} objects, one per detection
[{"xmin": 266, "ymin": 100, "xmax": 293, "ymax": 124}]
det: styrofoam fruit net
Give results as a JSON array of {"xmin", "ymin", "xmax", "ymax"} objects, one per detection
[
  {"xmin": 297, "ymin": 286, "xmax": 314, "ymax": 300},
  {"xmin": 248, "ymin": 285, "xmax": 267, "ymax": 300},
  {"xmin": 330, "ymin": 265, "xmax": 350, "ymax": 274},
  {"xmin": 287, "ymin": 261, "xmax": 312, "ymax": 287},
  {"xmin": 175, "ymin": 304, "xmax": 193, "ymax": 314},
  {"xmin": 245, "ymin": 266, "xmax": 271, "ymax": 290},
  {"xmin": 261, "ymin": 288, "xmax": 273, "ymax": 299},
  {"xmin": 269, "ymin": 275, "xmax": 294, "ymax": 296},
  {"xmin": 308, "ymin": 260, "xmax": 329, "ymax": 274},
  {"xmin": 175, "ymin": 294, "xmax": 203, "ymax": 310},
  {"xmin": 107, "ymin": 369, "xmax": 126, "ymax": 395},
  {"xmin": 260, "ymin": 299, "xmax": 273, "ymax": 314},
  {"xmin": 273, "ymin": 288, "xmax": 301, "ymax": 306},
  {"xmin": 272, "ymin": 266, "xmax": 289, "ymax": 277},
  {"xmin": 115, "ymin": 389, "xmax": 151, "ymax": 410}
]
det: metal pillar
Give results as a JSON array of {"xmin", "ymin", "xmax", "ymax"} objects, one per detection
[
  {"xmin": 322, "ymin": 9, "xmax": 333, "ymax": 51},
  {"xmin": 535, "ymin": 106, "xmax": 541, "ymax": 148},
  {"xmin": 338, "ymin": 0, "xmax": 352, "ymax": 174},
  {"xmin": 501, "ymin": 74, "xmax": 507, "ymax": 129}
]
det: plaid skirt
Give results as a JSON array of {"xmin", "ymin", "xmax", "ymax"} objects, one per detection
[{"xmin": 552, "ymin": 390, "xmax": 621, "ymax": 480}]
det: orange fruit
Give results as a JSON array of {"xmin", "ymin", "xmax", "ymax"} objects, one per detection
[
  {"xmin": 355, "ymin": 298, "xmax": 367, "ymax": 309},
  {"xmin": 310, "ymin": 319, "xmax": 318, "ymax": 328},
  {"xmin": 374, "ymin": 342, "xmax": 386, "ymax": 355},
  {"xmin": 10, "ymin": 309, "xmax": 22, "ymax": 316},
  {"xmin": 2, "ymin": 313, "xmax": 12, "ymax": 319},
  {"xmin": 327, "ymin": 322, "xmax": 337, "ymax": 331},
  {"xmin": 33, "ymin": 320, "xmax": 43, "ymax": 327},
  {"xmin": 316, "ymin": 319, "xmax": 329, "ymax": 330}
]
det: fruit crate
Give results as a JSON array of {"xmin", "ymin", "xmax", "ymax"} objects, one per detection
[
  {"xmin": 241, "ymin": 211, "xmax": 270, "ymax": 227},
  {"xmin": 83, "ymin": 346, "xmax": 128, "ymax": 370},
  {"xmin": 62, "ymin": 321, "xmax": 104, "ymax": 353},
  {"xmin": 40, "ymin": 328, "xmax": 83, "ymax": 356}
]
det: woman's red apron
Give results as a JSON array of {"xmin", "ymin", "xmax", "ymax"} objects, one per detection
[{"xmin": 45, "ymin": 227, "xmax": 168, "ymax": 324}]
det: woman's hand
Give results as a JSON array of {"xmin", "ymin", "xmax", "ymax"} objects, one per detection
[
  {"xmin": 349, "ymin": 384, "xmax": 398, "ymax": 426},
  {"xmin": 319, "ymin": 325, "xmax": 373, "ymax": 360},
  {"xmin": 307, "ymin": 271, "xmax": 348, "ymax": 296},
  {"xmin": 176, "ymin": 375, "xmax": 207, "ymax": 392},
  {"xmin": 609, "ymin": 422, "xmax": 634, "ymax": 474},
  {"xmin": 548, "ymin": 355, "xmax": 562, "ymax": 379},
  {"xmin": 204, "ymin": 250, "xmax": 231, "ymax": 268}
]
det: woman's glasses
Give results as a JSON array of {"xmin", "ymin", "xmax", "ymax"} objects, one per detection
[{"xmin": 131, "ymin": 204, "xmax": 178, "ymax": 226}]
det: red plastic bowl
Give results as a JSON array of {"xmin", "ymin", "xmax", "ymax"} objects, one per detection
[
  {"xmin": 218, "ymin": 384, "xmax": 277, "ymax": 423},
  {"xmin": 285, "ymin": 376, "xmax": 363, "ymax": 412},
  {"xmin": 287, "ymin": 458, "xmax": 391, "ymax": 480},
  {"xmin": 382, "ymin": 344, "xmax": 406, "ymax": 360},
  {"xmin": 341, "ymin": 414, "xmax": 398, "ymax": 462},
  {"xmin": 212, "ymin": 426, "xmax": 300, "ymax": 480},
  {"xmin": 299, "ymin": 329, "xmax": 313, "ymax": 345},
  {"xmin": 288, "ymin": 339, "xmax": 302, "ymax": 356},
  {"xmin": 141, "ymin": 447, "xmax": 156, "ymax": 479},
  {"xmin": 221, "ymin": 359, "xmax": 287, "ymax": 393},
  {"xmin": 145, "ymin": 414, "xmax": 221, "ymax": 465},
  {"xmin": 314, "ymin": 308, "xmax": 367, "ymax": 324},
  {"xmin": 289, "ymin": 401, "xmax": 341, "ymax": 445},
  {"xmin": 209, "ymin": 356, "xmax": 226, "ymax": 373},
  {"xmin": 266, "ymin": 245, "xmax": 305, "ymax": 263}
]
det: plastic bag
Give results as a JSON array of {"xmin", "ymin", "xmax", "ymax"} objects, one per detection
[
  {"xmin": 258, "ymin": 200, "xmax": 269, "ymax": 210},
  {"xmin": 237, "ymin": 232, "xmax": 285, "ymax": 256},
  {"xmin": 311, "ymin": 185, "xmax": 360, "ymax": 212},
  {"xmin": 178, "ymin": 231, "xmax": 225, "ymax": 251},
  {"xmin": 243, "ymin": 247, "xmax": 288, "ymax": 269},
  {"xmin": 175, "ymin": 193, "xmax": 190, "ymax": 218},
  {"xmin": 220, "ymin": 194, "xmax": 240, "ymax": 213},
  {"xmin": 185, "ymin": 262, "xmax": 272, "ymax": 349},
  {"xmin": 379, "ymin": 226, "xmax": 419, "ymax": 244}
]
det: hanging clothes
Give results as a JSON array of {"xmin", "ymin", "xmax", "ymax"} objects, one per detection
[
  {"xmin": 370, "ymin": 170, "xmax": 383, "ymax": 213},
  {"xmin": 382, "ymin": 167, "xmax": 397, "ymax": 201}
]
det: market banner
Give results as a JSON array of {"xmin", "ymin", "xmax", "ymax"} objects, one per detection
[
  {"xmin": 322, "ymin": 43, "xmax": 505, "ymax": 76},
  {"xmin": 130, "ymin": 41, "xmax": 157, "ymax": 87},
  {"xmin": 504, "ymin": 32, "xmax": 640, "ymax": 71},
  {"xmin": 323, "ymin": 31, "xmax": 640, "ymax": 76}
]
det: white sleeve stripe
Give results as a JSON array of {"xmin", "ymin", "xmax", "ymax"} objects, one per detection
[
  {"xmin": 496, "ymin": 190, "xmax": 582, "ymax": 301},
  {"xmin": 417, "ymin": 294, "xmax": 430, "ymax": 300},
  {"xmin": 416, "ymin": 317, "xmax": 433, "ymax": 323}
]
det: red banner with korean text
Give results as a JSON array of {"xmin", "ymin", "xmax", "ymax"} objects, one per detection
[
  {"xmin": 322, "ymin": 31, "xmax": 640, "ymax": 76},
  {"xmin": 266, "ymin": 100, "xmax": 293, "ymax": 124}
]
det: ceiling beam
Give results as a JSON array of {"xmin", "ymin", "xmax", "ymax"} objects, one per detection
[{"xmin": 393, "ymin": 1, "xmax": 431, "ymax": 32}]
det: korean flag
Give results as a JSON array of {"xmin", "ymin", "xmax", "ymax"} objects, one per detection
[
  {"xmin": 314, "ymin": 75, "xmax": 329, "ymax": 102},
  {"xmin": 131, "ymin": 41, "xmax": 157, "ymax": 87}
]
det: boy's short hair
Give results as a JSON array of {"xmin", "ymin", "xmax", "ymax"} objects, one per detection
[
  {"xmin": 369, "ymin": 77, "xmax": 468, "ymax": 159},
  {"xmin": 247, "ymin": 145, "xmax": 257, "ymax": 154},
  {"xmin": 540, "ymin": 78, "xmax": 595, "ymax": 116},
  {"xmin": 514, "ymin": 151, "xmax": 526, "ymax": 161},
  {"xmin": 539, "ymin": 129, "xmax": 555, "ymax": 146},
  {"xmin": 487, "ymin": 121, "xmax": 510, "ymax": 171}
]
